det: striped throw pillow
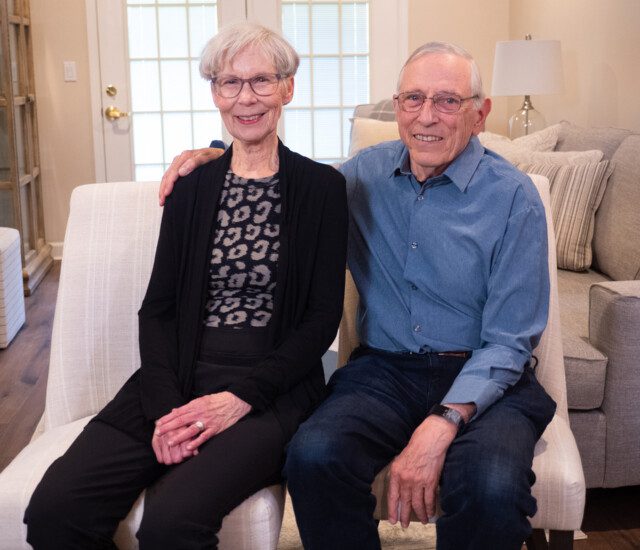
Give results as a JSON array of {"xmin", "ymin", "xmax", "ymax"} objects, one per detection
[{"xmin": 518, "ymin": 161, "xmax": 612, "ymax": 271}]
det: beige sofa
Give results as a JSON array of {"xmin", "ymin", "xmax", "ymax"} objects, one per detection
[{"xmin": 349, "ymin": 104, "xmax": 640, "ymax": 490}]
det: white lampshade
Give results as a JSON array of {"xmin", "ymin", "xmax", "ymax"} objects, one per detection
[{"xmin": 491, "ymin": 39, "xmax": 564, "ymax": 97}]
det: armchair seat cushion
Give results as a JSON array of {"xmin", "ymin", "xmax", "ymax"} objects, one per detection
[{"xmin": 558, "ymin": 269, "xmax": 609, "ymax": 410}]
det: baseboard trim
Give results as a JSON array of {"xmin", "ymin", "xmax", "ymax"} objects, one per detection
[{"xmin": 49, "ymin": 242, "xmax": 64, "ymax": 260}]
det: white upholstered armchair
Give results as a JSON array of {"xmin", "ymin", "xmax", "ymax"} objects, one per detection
[
  {"xmin": 338, "ymin": 175, "xmax": 586, "ymax": 549},
  {"xmin": 0, "ymin": 182, "xmax": 285, "ymax": 549}
]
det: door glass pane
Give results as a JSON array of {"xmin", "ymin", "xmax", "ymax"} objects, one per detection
[
  {"xmin": 282, "ymin": 0, "xmax": 369, "ymax": 161},
  {"xmin": 127, "ymin": 7, "xmax": 158, "ymax": 59},
  {"xmin": 282, "ymin": 4, "xmax": 310, "ymax": 55},
  {"xmin": 158, "ymin": 7, "xmax": 189, "ymax": 58},
  {"xmin": 130, "ymin": 61, "xmax": 161, "ymax": 111},
  {"xmin": 193, "ymin": 111, "xmax": 221, "ymax": 148},
  {"xmin": 313, "ymin": 58, "xmax": 340, "ymax": 106},
  {"xmin": 189, "ymin": 6, "xmax": 217, "ymax": 56},
  {"xmin": 162, "ymin": 112, "xmax": 192, "ymax": 162},
  {"xmin": 132, "ymin": 113, "xmax": 163, "ymax": 164},
  {"xmin": 284, "ymin": 110, "xmax": 312, "ymax": 158},
  {"xmin": 126, "ymin": 1, "xmax": 219, "ymax": 180},
  {"xmin": 342, "ymin": 3, "xmax": 368, "ymax": 54},
  {"xmin": 314, "ymin": 109, "xmax": 341, "ymax": 158},
  {"xmin": 135, "ymin": 164, "xmax": 164, "ymax": 181},
  {"xmin": 161, "ymin": 60, "xmax": 191, "ymax": 110},
  {"xmin": 311, "ymin": 4, "xmax": 339, "ymax": 55},
  {"xmin": 191, "ymin": 60, "xmax": 212, "ymax": 110},
  {"xmin": 289, "ymin": 58, "xmax": 311, "ymax": 107}
]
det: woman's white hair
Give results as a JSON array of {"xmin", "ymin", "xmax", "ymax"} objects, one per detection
[
  {"xmin": 199, "ymin": 22, "xmax": 299, "ymax": 80},
  {"xmin": 397, "ymin": 42, "xmax": 485, "ymax": 108}
]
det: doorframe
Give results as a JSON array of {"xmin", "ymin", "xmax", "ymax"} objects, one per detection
[{"xmin": 86, "ymin": 0, "xmax": 108, "ymax": 183}]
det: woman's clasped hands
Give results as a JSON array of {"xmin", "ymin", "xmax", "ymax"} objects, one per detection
[{"xmin": 152, "ymin": 391, "xmax": 252, "ymax": 465}]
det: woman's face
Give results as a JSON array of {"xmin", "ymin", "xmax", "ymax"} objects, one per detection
[{"xmin": 212, "ymin": 46, "xmax": 294, "ymax": 146}]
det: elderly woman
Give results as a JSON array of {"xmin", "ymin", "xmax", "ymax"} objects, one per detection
[{"xmin": 24, "ymin": 22, "xmax": 347, "ymax": 549}]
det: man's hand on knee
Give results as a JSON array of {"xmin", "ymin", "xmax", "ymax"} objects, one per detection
[
  {"xmin": 387, "ymin": 416, "xmax": 457, "ymax": 527},
  {"xmin": 159, "ymin": 147, "xmax": 225, "ymax": 205}
]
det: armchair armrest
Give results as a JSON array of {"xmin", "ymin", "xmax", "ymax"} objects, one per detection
[{"xmin": 589, "ymin": 280, "xmax": 640, "ymax": 487}]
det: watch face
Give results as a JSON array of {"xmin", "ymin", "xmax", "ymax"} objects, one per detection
[{"xmin": 430, "ymin": 404, "xmax": 464, "ymax": 429}]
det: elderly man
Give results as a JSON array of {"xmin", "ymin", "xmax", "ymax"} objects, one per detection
[{"xmin": 160, "ymin": 42, "xmax": 555, "ymax": 550}]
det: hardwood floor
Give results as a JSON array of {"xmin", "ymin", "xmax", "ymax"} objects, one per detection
[
  {"xmin": 0, "ymin": 261, "xmax": 638, "ymax": 548},
  {"xmin": 0, "ymin": 261, "xmax": 58, "ymax": 471}
]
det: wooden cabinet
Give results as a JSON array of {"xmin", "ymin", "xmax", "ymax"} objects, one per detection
[{"xmin": 0, "ymin": 0, "xmax": 51, "ymax": 295}]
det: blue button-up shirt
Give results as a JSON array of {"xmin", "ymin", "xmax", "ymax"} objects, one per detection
[{"xmin": 340, "ymin": 136, "xmax": 549, "ymax": 417}]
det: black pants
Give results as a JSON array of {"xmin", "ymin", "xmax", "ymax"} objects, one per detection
[{"xmin": 24, "ymin": 410, "xmax": 285, "ymax": 550}]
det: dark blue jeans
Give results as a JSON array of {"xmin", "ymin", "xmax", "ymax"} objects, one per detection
[{"xmin": 284, "ymin": 347, "xmax": 556, "ymax": 550}]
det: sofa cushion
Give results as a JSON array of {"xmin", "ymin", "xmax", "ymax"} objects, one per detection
[
  {"xmin": 555, "ymin": 121, "xmax": 631, "ymax": 160},
  {"xmin": 519, "ymin": 161, "xmax": 611, "ymax": 271},
  {"xmin": 558, "ymin": 269, "xmax": 609, "ymax": 410},
  {"xmin": 592, "ymin": 134, "xmax": 640, "ymax": 281}
]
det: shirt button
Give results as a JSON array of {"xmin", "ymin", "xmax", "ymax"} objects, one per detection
[
  {"xmin": 411, "ymin": 284, "xmax": 418, "ymax": 290},
  {"xmin": 417, "ymin": 195, "xmax": 424, "ymax": 201},
  {"xmin": 414, "ymin": 324, "xmax": 422, "ymax": 332},
  {"xmin": 411, "ymin": 241, "xmax": 418, "ymax": 249}
]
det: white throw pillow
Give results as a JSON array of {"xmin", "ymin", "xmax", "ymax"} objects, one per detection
[
  {"xmin": 349, "ymin": 118, "xmax": 400, "ymax": 157},
  {"xmin": 529, "ymin": 149, "xmax": 604, "ymax": 165},
  {"xmin": 478, "ymin": 124, "xmax": 562, "ymax": 164}
]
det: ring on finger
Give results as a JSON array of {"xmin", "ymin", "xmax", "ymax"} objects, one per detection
[{"xmin": 194, "ymin": 420, "xmax": 205, "ymax": 433}]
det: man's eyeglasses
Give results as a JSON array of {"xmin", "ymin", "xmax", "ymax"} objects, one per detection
[
  {"xmin": 393, "ymin": 92, "xmax": 479, "ymax": 114},
  {"xmin": 212, "ymin": 73, "xmax": 283, "ymax": 98}
]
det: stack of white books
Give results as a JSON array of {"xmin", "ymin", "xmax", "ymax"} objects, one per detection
[{"xmin": 0, "ymin": 228, "xmax": 26, "ymax": 348}]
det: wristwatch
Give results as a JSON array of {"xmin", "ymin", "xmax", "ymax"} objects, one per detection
[{"xmin": 428, "ymin": 404, "xmax": 466, "ymax": 431}]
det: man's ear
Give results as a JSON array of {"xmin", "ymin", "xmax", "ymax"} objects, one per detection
[{"xmin": 472, "ymin": 97, "xmax": 492, "ymax": 135}]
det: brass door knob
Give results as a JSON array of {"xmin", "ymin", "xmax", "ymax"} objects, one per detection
[{"xmin": 104, "ymin": 105, "xmax": 130, "ymax": 121}]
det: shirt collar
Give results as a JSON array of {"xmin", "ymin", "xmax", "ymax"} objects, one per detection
[{"xmin": 393, "ymin": 135, "xmax": 484, "ymax": 192}]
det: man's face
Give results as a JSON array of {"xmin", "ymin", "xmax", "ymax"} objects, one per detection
[{"xmin": 394, "ymin": 53, "xmax": 491, "ymax": 182}]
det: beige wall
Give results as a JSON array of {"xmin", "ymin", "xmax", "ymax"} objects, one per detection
[
  {"xmin": 31, "ymin": 0, "xmax": 94, "ymax": 247},
  {"xmin": 407, "ymin": 0, "xmax": 511, "ymax": 133},
  {"xmin": 407, "ymin": 0, "xmax": 640, "ymax": 135},
  {"xmin": 509, "ymin": 0, "xmax": 640, "ymax": 133},
  {"xmin": 29, "ymin": 1, "xmax": 640, "ymax": 247}
]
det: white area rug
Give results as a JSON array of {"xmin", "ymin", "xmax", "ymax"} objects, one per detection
[{"xmin": 277, "ymin": 492, "xmax": 436, "ymax": 550}]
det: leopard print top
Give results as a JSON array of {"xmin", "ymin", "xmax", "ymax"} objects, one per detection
[{"xmin": 203, "ymin": 170, "xmax": 280, "ymax": 329}]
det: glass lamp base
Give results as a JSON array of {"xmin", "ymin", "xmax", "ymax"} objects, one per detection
[{"xmin": 508, "ymin": 99, "xmax": 546, "ymax": 139}]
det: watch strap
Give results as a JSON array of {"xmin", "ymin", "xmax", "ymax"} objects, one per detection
[{"xmin": 428, "ymin": 404, "xmax": 465, "ymax": 430}]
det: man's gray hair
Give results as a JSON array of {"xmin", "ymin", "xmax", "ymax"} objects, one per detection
[
  {"xmin": 200, "ymin": 22, "xmax": 299, "ymax": 80},
  {"xmin": 397, "ymin": 42, "xmax": 485, "ymax": 108}
]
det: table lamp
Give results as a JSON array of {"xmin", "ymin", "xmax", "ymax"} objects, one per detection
[{"xmin": 491, "ymin": 35, "xmax": 564, "ymax": 138}]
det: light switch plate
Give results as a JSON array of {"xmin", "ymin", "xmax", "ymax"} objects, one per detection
[{"xmin": 63, "ymin": 61, "xmax": 77, "ymax": 82}]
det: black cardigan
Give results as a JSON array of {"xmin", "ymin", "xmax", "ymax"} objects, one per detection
[{"xmin": 96, "ymin": 141, "xmax": 348, "ymax": 441}]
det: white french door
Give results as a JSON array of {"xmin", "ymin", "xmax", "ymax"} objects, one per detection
[{"xmin": 86, "ymin": 0, "xmax": 407, "ymax": 182}]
